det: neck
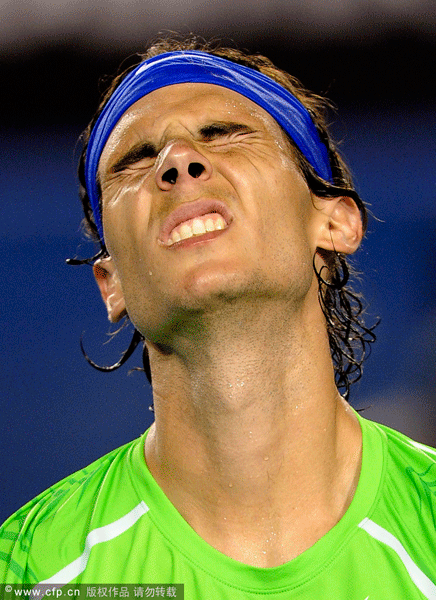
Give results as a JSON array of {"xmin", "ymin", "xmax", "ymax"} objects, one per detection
[{"xmin": 144, "ymin": 293, "xmax": 362, "ymax": 567}]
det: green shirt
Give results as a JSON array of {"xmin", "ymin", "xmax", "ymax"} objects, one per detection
[{"xmin": 2, "ymin": 415, "xmax": 436, "ymax": 598}]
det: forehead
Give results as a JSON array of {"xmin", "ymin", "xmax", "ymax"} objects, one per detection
[{"xmin": 101, "ymin": 83, "xmax": 286, "ymax": 155}]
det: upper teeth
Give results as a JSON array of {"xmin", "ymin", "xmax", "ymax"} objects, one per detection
[{"xmin": 166, "ymin": 214, "xmax": 227, "ymax": 246}]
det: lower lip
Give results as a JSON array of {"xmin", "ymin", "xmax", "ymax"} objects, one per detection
[{"xmin": 166, "ymin": 226, "xmax": 230, "ymax": 250}]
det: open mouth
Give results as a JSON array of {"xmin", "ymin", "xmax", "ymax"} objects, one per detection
[
  {"xmin": 159, "ymin": 199, "xmax": 233, "ymax": 248},
  {"xmin": 165, "ymin": 213, "xmax": 227, "ymax": 246}
]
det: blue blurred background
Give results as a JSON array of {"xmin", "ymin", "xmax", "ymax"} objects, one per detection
[{"xmin": 1, "ymin": 0, "xmax": 435, "ymax": 523}]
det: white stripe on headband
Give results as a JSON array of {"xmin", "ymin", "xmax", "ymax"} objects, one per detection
[{"xmin": 85, "ymin": 50, "xmax": 333, "ymax": 242}]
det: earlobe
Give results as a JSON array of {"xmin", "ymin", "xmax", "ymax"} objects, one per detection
[
  {"xmin": 93, "ymin": 257, "xmax": 127, "ymax": 322},
  {"xmin": 316, "ymin": 196, "xmax": 363, "ymax": 255}
]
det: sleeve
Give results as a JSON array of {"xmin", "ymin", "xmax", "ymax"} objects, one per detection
[{"xmin": 0, "ymin": 508, "xmax": 39, "ymax": 584}]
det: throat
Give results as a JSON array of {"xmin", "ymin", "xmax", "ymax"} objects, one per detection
[
  {"xmin": 145, "ymin": 301, "xmax": 362, "ymax": 568},
  {"xmin": 150, "ymin": 410, "xmax": 362, "ymax": 569}
]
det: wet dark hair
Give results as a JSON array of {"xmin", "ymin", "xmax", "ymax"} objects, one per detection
[{"xmin": 71, "ymin": 34, "xmax": 377, "ymax": 401}]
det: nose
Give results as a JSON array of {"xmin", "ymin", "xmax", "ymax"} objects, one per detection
[{"xmin": 155, "ymin": 141, "xmax": 213, "ymax": 190}]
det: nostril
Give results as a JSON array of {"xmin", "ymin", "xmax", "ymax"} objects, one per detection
[
  {"xmin": 188, "ymin": 162, "xmax": 205, "ymax": 179},
  {"xmin": 162, "ymin": 167, "xmax": 178, "ymax": 185}
]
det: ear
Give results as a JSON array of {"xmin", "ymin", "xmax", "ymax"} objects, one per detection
[
  {"xmin": 93, "ymin": 257, "xmax": 127, "ymax": 323},
  {"xmin": 314, "ymin": 195, "xmax": 363, "ymax": 254}
]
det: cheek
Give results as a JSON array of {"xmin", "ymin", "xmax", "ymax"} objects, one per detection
[
  {"xmin": 254, "ymin": 175, "xmax": 316, "ymax": 285},
  {"xmin": 102, "ymin": 170, "xmax": 152, "ymax": 221},
  {"xmin": 102, "ymin": 183, "xmax": 153, "ymax": 258},
  {"xmin": 256, "ymin": 173, "xmax": 313, "ymax": 244}
]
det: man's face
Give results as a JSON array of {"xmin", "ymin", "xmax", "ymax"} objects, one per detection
[{"xmin": 97, "ymin": 83, "xmax": 326, "ymax": 340}]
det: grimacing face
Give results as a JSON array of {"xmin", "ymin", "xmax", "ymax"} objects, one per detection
[{"xmin": 95, "ymin": 83, "xmax": 356, "ymax": 344}]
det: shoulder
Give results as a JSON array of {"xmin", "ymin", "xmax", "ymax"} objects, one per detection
[
  {"xmin": 378, "ymin": 420, "xmax": 436, "ymax": 513},
  {"xmin": 360, "ymin": 416, "xmax": 436, "ymax": 496},
  {"xmin": 359, "ymin": 413, "xmax": 436, "ymax": 468},
  {"xmin": 0, "ymin": 435, "xmax": 146, "ymax": 583},
  {"xmin": 359, "ymin": 416, "xmax": 436, "ymax": 567},
  {"xmin": 369, "ymin": 417, "xmax": 436, "ymax": 473}
]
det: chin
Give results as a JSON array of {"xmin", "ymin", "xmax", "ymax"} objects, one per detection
[
  {"xmin": 179, "ymin": 262, "xmax": 252, "ymax": 306},
  {"xmin": 128, "ymin": 268, "xmax": 244, "ymax": 339}
]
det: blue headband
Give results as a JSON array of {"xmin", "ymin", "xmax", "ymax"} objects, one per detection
[{"xmin": 85, "ymin": 50, "xmax": 333, "ymax": 241}]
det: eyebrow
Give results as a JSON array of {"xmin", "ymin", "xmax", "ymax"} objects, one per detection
[{"xmin": 108, "ymin": 121, "xmax": 254, "ymax": 174}]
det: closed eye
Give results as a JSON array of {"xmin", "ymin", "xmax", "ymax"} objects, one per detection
[
  {"xmin": 108, "ymin": 122, "xmax": 254, "ymax": 175},
  {"xmin": 109, "ymin": 141, "xmax": 156, "ymax": 174},
  {"xmin": 199, "ymin": 122, "xmax": 255, "ymax": 143}
]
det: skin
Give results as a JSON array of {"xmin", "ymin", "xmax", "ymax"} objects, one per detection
[{"xmin": 94, "ymin": 83, "xmax": 364, "ymax": 568}]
